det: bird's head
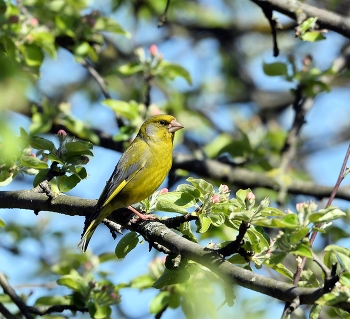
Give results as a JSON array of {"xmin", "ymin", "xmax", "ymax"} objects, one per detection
[{"xmin": 138, "ymin": 114, "xmax": 184, "ymax": 143}]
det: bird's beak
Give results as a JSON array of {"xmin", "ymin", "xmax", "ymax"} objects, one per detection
[{"xmin": 168, "ymin": 119, "xmax": 184, "ymax": 133}]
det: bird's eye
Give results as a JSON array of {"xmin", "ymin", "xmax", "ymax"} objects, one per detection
[{"xmin": 159, "ymin": 120, "xmax": 167, "ymax": 125}]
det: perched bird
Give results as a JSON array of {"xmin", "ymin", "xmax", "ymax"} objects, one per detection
[{"xmin": 78, "ymin": 114, "xmax": 184, "ymax": 252}]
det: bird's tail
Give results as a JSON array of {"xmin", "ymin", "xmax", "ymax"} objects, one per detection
[{"xmin": 77, "ymin": 219, "xmax": 98, "ymax": 252}]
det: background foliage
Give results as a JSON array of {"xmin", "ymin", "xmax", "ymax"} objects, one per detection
[{"xmin": 1, "ymin": 0, "xmax": 350, "ymax": 318}]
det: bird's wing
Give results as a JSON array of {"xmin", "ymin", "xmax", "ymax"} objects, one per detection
[{"xmin": 95, "ymin": 139, "xmax": 148, "ymax": 212}]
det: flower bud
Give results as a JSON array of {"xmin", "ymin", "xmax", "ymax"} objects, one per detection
[
  {"xmin": 30, "ymin": 18, "xmax": 38, "ymax": 26},
  {"xmin": 219, "ymin": 184, "xmax": 230, "ymax": 193},
  {"xmin": 57, "ymin": 130, "xmax": 67, "ymax": 143},
  {"xmin": 149, "ymin": 44, "xmax": 158, "ymax": 57},
  {"xmin": 245, "ymin": 191, "xmax": 256, "ymax": 209},
  {"xmin": 160, "ymin": 188, "xmax": 168, "ymax": 194},
  {"xmin": 212, "ymin": 195, "xmax": 220, "ymax": 203}
]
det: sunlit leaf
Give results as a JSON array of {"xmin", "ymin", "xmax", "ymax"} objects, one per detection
[{"xmin": 115, "ymin": 231, "xmax": 139, "ymax": 259}]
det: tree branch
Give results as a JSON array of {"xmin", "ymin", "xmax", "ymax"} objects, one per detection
[
  {"xmin": 0, "ymin": 271, "xmax": 34, "ymax": 319},
  {"xmin": 0, "ymin": 192, "xmax": 348, "ymax": 310},
  {"xmin": 251, "ymin": 0, "xmax": 350, "ymax": 39},
  {"xmin": 172, "ymin": 154, "xmax": 350, "ymax": 201}
]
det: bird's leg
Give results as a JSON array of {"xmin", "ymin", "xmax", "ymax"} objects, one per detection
[{"xmin": 127, "ymin": 206, "xmax": 158, "ymax": 220}]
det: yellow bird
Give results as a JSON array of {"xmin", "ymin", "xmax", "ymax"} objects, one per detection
[{"xmin": 78, "ymin": 114, "xmax": 184, "ymax": 252}]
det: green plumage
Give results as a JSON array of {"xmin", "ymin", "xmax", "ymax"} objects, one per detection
[{"xmin": 78, "ymin": 115, "xmax": 183, "ymax": 252}]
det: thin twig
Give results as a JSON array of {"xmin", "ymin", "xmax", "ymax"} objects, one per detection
[
  {"xmin": 217, "ymin": 221, "xmax": 250, "ymax": 257},
  {"xmin": 291, "ymin": 143, "xmax": 350, "ymax": 290},
  {"xmin": 81, "ymin": 59, "xmax": 111, "ymax": 99},
  {"xmin": 158, "ymin": 0, "xmax": 171, "ymax": 27},
  {"xmin": 256, "ymin": 1, "xmax": 280, "ymax": 57},
  {"xmin": 0, "ymin": 302, "xmax": 18, "ymax": 319},
  {"xmin": 0, "ymin": 272, "xmax": 34, "ymax": 319}
]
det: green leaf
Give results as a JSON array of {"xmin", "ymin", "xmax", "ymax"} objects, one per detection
[
  {"xmin": 65, "ymin": 141, "xmax": 93, "ymax": 153},
  {"xmin": 264, "ymin": 261, "xmax": 293, "ymax": 280},
  {"xmin": 56, "ymin": 271, "xmax": 88, "ymax": 294},
  {"xmin": 21, "ymin": 155, "xmax": 48, "ymax": 169},
  {"xmin": 152, "ymin": 268, "xmax": 190, "ymax": 289},
  {"xmin": 301, "ymin": 31, "xmax": 326, "ymax": 42},
  {"xmin": 92, "ymin": 304, "xmax": 112, "ymax": 319},
  {"xmin": 291, "ymin": 243, "xmax": 313, "ymax": 258},
  {"xmin": 260, "ymin": 207, "xmax": 286, "ymax": 217},
  {"xmin": 208, "ymin": 212, "xmax": 225, "ymax": 227},
  {"xmin": 253, "ymin": 214, "xmax": 299, "ymax": 228},
  {"xmin": 30, "ymin": 31, "xmax": 56, "ymax": 58},
  {"xmin": 33, "ymin": 168, "xmax": 49, "ymax": 187},
  {"xmin": 116, "ymin": 62, "xmax": 144, "ymax": 76},
  {"xmin": 115, "ymin": 231, "xmax": 139, "ymax": 259},
  {"xmin": 57, "ymin": 168, "xmax": 86, "ymax": 192},
  {"xmin": 309, "ymin": 304, "xmax": 322, "ymax": 319},
  {"xmin": 340, "ymin": 273, "xmax": 350, "ymax": 287},
  {"xmin": 158, "ymin": 61, "xmax": 192, "ymax": 85},
  {"xmin": 227, "ymin": 254, "xmax": 247, "ymax": 264},
  {"xmin": 35, "ymin": 295, "xmax": 70, "ymax": 306},
  {"xmin": 175, "ymin": 184, "xmax": 201, "ymax": 199},
  {"xmin": 246, "ymin": 227, "xmax": 270, "ymax": 253},
  {"xmin": 195, "ymin": 214, "xmax": 211, "ymax": 233},
  {"xmin": 179, "ymin": 221, "xmax": 198, "ymax": 243},
  {"xmin": 235, "ymin": 189, "xmax": 251, "ymax": 206},
  {"xmin": 156, "ymin": 192, "xmax": 197, "ymax": 214},
  {"xmin": 0, "ymin": 218, "xmax": 5, "ymax": 228},
  {"xmin": 299, "ymin": 17, "xmax": 318, "ymax": 33},
  {"xmin": 20, "ymin": 43, "xmax": 43, "ymax": 66},
  {"xmin": 102, "ymin": 99, "xmax": 139, "ymax": 120},
  {"xmin": 149, "ymin": 291, "xmax": 170, "ymax": 314},
  {"xmin": 309, "ymin": 207, "xmax": 346, "ymax": 223},
  {"xmin": 263, "ymin": 62, "xmax": 288, "ymax": 77},
  {"xmin": 94, "ymin": 17, "xmax": 130, "ymax": 37},
  {"xmin": 29, "ymin": 136, "xmax": 55, "ymax": 151},
  {"xmin": 187, "ymin": 177, "xmax": 214, "ymax": 199},
  {"xmin": 130, "ymin": 274, "xmax": 154, "ymax": 289}
]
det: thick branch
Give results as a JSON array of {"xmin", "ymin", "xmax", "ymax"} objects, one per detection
[
  {"xmin": 172, "ymin": 154, "xmax": 350, "ymax": 201},
  {"xmin": 0, "ymin": 192, "xmax": 347, "ymax": 310},
  {"xmin": 251, "ymin": 0, "xmax": 350, "ymax": 39},
  {"xmin": 110, "ymin": 215, "xmax": 347, "ymax": 310}
]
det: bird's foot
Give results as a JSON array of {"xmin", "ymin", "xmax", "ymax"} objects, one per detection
[{"xmin": 127, "ymin": 206, "xmax": 158, "ymax": 221}]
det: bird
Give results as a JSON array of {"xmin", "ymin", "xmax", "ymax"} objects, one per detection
[{"xmin": 78, "ymin": 114, "xmax": 184, "ymax": 252}]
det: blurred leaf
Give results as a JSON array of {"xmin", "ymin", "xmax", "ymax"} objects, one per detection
[
  {"xmin": 309, "ymin": 304, "xmax": 322, "ymax": 319},
  {"xmin": 21, "ymin": 155, "xmax": 48, "ymax": 169},
  {"xmin": 301, "ymin": 31, "xmax": 326, "ymax": 42},
  {"xmin": 115, "ymin": 231, "xmax": 139, "ymax": 259},
  {"xmin": 35, "ymin": 295, "xmax": 71, "ymax": 306},
  {"xmin": 116, "ymin": 62, "xmax": 144, "ymax": 76},
  {"xmin": 94, "ymin": 17, "xmax": 130, "ymax": 36},
  {"xmin": 263, "ymin": 62, "xmax": 288, "ymax": 77},
  {"xmin": 20, "ymin": 43, "xmax": 43, "ymax": 66},
  {"xmin": 149, "ymin": 291, "xmax": 170, "ymax": 314},
  {"xmin": 152, "ymin": 268, "xmax": 190, "ymax": 289},
  {"xmin": 130, "ymin": 274, "xmax": 154, "ymax": 289},
  {"xmin": 102, "ymin": 99, "xmax": 139, "ymax": 121},
  {"xmin": 158, "ymin": 61, "xmax": 192, "ymax": 85},
  {"xmin": 0, "ymin": 218, "xmax": 5, "ymax": 228}
]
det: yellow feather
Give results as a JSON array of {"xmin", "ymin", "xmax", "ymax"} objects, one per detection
[{"xmin": 78, "ymin": 114, "xmax": 183, "ymax": 252}]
